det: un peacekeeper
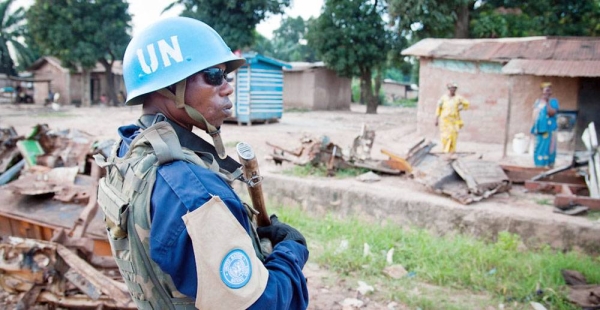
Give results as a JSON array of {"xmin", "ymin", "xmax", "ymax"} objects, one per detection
[{"xmin": 95, "ymin": 17, "xmax": 309, "ymax": 309}]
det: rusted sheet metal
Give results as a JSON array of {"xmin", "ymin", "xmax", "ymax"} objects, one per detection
[
  {"xmin": 503, "ymin": 59, "xmax": 600, "ymax": 77},
  {"xmin": 452, "ymin": 159, "xmax": 511, "ymax": 197},
  {"xmin": 0, "ymin": 188, "xmax": 110, "ymax": 256},
  {"xmin": 24, "ymin": 124, "xmax": 95, "ymax": 171},
  {"xmin": 500, "ymin": 164, "xmax": 585, "ymax": 185},
  {"xmin": 380, "ymin": 149, "xmax": 411, "ymax": 173},
  {"xmin": 555, "ymin": 195, "xmax": 600, "ymax": 211},
  {"xmin": 414, "ymin": 156, "xmax": 511, "ymax": 204},
  {"xmin": 0, "ymin": 236, "xmax": 135, "ymax": 309},
  {"xmin": 402, "ymin": 37, "xmax": 600, "ymax": 77},
  {"xmin": 524, "ymin": 180, "xmax": 589, "ymax": 196}
]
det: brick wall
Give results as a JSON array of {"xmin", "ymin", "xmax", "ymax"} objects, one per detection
[{"xmin": 417, "ymin": 58, "xmax": 580, "ymax": 150}]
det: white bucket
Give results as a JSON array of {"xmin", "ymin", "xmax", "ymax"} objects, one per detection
[{"xmin": 512, "ymin": 133, "xmax": 529, "ymax": 154}]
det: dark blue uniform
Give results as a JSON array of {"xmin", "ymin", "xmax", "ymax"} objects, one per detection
[{"xmin": 118, "ymin": 124, "xmax": 309, "ymax": 309}]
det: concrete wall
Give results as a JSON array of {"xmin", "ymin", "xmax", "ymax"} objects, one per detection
[
  {"xmin": 283, "ymin": 68, "xmax": 351, "ymax": 111},
  {"xmin": 417, "ymin": 58, "xmax": 580, "ymax": 150}
]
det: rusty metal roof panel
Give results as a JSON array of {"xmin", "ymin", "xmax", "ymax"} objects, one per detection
[
  {"xmin": 493, "ymin": 40, "xmax": 556, "ymax": 60},
  {"xmin": 402, "ymin": 37, "xmax": 600, "ymax": 63},
  {"xmin": 502, "ymin": 59, "xmax": 600, "ymax": 77},
  {"xmin": 551, "ymin": 39, "xmax": 600, "ymax": 60},
  {"xmin": 460, "ymin": 42, "xmax": 506, "ymax": 61}
]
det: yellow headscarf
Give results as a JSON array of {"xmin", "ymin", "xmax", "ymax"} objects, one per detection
[{"xmin": 540, "ymin": 82, "xmax": 552, "ymax": 89}]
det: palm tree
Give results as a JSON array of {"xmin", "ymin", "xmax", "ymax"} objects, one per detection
[{"xmin": 0, "ymin": 0, "xmax": 35, "ymax": 76}]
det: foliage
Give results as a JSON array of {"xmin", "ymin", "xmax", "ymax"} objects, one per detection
[
  {"xmin": 273, "ymin": 206, "xmax": 600, "ymax": 309},
  {"xmin": 251, "ymin": 31, "xmax": 275, "ymax": 57},
  {"xmin": 27, "ymin": 0, "xmax": 131, "ymax": 106},
  {"xmin": 389, "ymin": 0, "xmax": 600, "ymax": 39},
  {"xmin": 471, "ymin": 0, "xmax": 600, "ymax": 37},
  {"xmin": 387, "ymin": 0, "xmax": 475, "ymax": 39},
  {"xmin": 0, "ymin": 0, "xmax": 36, "ymax": 76},
  {"xmin": 270, "ymin": 16, "xmax": 317, "ymax": 62},
  {"xmin": 167, "ymin": 0, "xmax": 291, "ymax": 51},
  {"xmin": 306, "ymin": 0, "xmax": 389, "ymax": 114}
]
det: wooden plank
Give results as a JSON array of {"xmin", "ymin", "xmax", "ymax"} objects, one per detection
[
  {"xmin": 381, "ymin": 149, "xmax": 412, "ymax": 172},
  {"xmin": 525, "ymin": 180, "xmax": 588, "ymax": 195},
  {"xmin": 555, "ymin": 195, "xmax": 600, "ymax": 210},
  {"xmin": 501, "ymin": 164, "xmax": 584, "ymax": 185}
]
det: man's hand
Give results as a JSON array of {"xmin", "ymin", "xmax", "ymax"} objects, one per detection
[{"xmin": 257, "ymin": 215, "xmax": 306, "ymax": 247}]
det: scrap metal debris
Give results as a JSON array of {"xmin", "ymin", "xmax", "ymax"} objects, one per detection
[
  {"xmin": 0, "ymin": 124, "xmax": 122, "ymax": 308},
  {"xmin": 413, "ymin": 156, "xmax": 512, "ymax": 204},
  {"xmin": 561, "ymin": 269, "xmax": 600, "ymax": 309},
  {"xmin": 513, "ymin": 122, "xmax": 600, "ymax": 214},
  {"xmin": 267, "ymin": 125, "xmax": 411, "ymax": 176},
  {"xmin": 0, "ymin": 236, "xmax": 135, "ymax": 309}
]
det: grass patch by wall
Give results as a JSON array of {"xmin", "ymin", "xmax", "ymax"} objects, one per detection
[
  {"xmin": 271, "ymin": 204, "xmax": 600, "ymax": 310},
  {"xmin": 282, "ymin": 165, "xmax": 370, "ymax": 178}
]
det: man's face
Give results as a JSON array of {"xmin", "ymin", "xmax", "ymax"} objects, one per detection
[{"xmin": 184, "ymin": 63, "xmax": 233, "ymax": 128}]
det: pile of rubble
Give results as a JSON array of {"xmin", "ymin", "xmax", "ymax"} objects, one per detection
[
  {"xmin": 0, "ymin": 124, "xmax": 134, "ymax": 309},
  {"xmin": 265, "ymin": 123, "xmax": 600, "ymax": 210}
]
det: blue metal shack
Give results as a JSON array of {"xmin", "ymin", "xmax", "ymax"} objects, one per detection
[{"xmin": 234, "ymin": 53, "xmax": 291, "ymax": 125}]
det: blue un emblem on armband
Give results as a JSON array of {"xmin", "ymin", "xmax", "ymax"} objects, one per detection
[{"xmin": 220, "ymin": 249, "xmax": 252, "ymax": 289}]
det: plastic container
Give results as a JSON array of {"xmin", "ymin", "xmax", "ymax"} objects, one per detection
[{"xmin": 512, "ymin": 133, "xmax": 529, "ymax": 154}]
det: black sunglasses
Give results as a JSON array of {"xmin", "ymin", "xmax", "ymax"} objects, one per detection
[{"xmin": 200, "ymin": 67, "xmax": 228, "ymax": 86}]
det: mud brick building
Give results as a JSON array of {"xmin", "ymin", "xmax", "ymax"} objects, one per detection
[{"xmin": 402, "ymin": 37, "xmax": 600, "ymax": 152}]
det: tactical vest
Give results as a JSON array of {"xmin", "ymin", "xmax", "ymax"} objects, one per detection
[{"xmin": 94, "ymin": 121, "xmax": 264, "ymax": 309}]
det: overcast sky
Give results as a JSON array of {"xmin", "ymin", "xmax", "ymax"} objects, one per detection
[{"xmin": 13, "ymin": 0, "xmax": 324, "ymax": 39}]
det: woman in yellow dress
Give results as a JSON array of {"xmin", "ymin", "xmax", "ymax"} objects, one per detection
[{"xmin": 435, "ymin": 82, "xmax": 470, "ymax": 153}]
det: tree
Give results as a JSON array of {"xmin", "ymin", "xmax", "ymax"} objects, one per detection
[
  {"xmin": 270, "ymin": 16, "xmax": 317, "ymax": 62},
  {"xmin": 27, "ymin": 0, "xmax": 131, "ymax": 106},
  {"xmin": 387, "ymin": 0, "xmax": 476, "ymax": 39},
  {"xmin": 388, "ymin": 0, "xmax": 600, "ymax": 40},
  {"xmin": 0, "ymin": 0, "xmax": 36, "ymax": 76},
  {"xmin": 307, "ymin": 0, "xmax": 389, "ymax": 114},
  {"xmin": 471, "ymin": 0, "xmax": 600, "ymax": 38},
  {"xmin": 165, "ymin": 0, "xmax": 291, "ymax": 51}
]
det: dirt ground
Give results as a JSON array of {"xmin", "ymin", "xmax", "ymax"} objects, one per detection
[{"xmin": 0, "ymin": 102, "xmax": 590, "ymax": 309}]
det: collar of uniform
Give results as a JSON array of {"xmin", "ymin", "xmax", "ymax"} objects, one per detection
[{"xmin": 137, "ymin": 114, "xmax": 242, "ymax": 175}]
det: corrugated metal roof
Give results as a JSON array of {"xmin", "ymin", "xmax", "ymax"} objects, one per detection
[
  {"xmin": 502, "ymin": 59, "xmax": 600, "ymax": 77},
  {"xmin": 402, "ymin": 37, "xmax": 600, "ymax": 77}
]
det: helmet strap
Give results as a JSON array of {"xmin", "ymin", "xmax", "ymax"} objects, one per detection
[{"xmin": 157, "ymin": 80, "xmax": 228, "ymax": 159}]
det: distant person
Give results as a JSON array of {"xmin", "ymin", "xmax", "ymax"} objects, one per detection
[
  {"xmin": 100, "ymin": 93, "xmax": 108, "ymax": 105},
  {"xmin": 530, "ymin": 82, "xmax": 559, "ymax": 168},
  {"xmin": 435, "ymin": 82, "xmax": 470, "ymax": 153}
]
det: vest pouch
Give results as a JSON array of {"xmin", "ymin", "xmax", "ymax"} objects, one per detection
[{"xmin": 98, "ymin": 177, "xmax": 130, "ymax": 239}]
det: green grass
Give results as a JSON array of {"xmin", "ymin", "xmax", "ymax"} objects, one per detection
[
  {"xmin": 33, "ymin": 112, "xmax": 75, "ymax": 118},
  {"xmin": 587, "ymin": 210, "xmax": 600, "ymax": 221},
  {"xmin": 271, "ymin": 205, "xmax": 600, "ymax": 309},
  {"xmin": 385, "ymin": 98, "xmax": 418, "ymax": 108},
  {"xmin": 535, "ymin": 198, "xmax": 553, "ymax": 206},
  {"xmin": 281, "ymin": 164, "xmax": 370, "ymax": 178}
]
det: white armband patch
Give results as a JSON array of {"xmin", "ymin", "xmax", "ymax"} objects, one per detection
[{"xmin": 182, "ymin": 196, "xmax": 269, "ymax": 310}]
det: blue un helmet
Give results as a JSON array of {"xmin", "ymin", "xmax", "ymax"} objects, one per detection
[
  {"xmin": 123, "ymin": 16, "xmax": 245, "ymax": 105},
  {"xmin": 122, "ymin": 17, "xmax": 245, "ymax": 159}
]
